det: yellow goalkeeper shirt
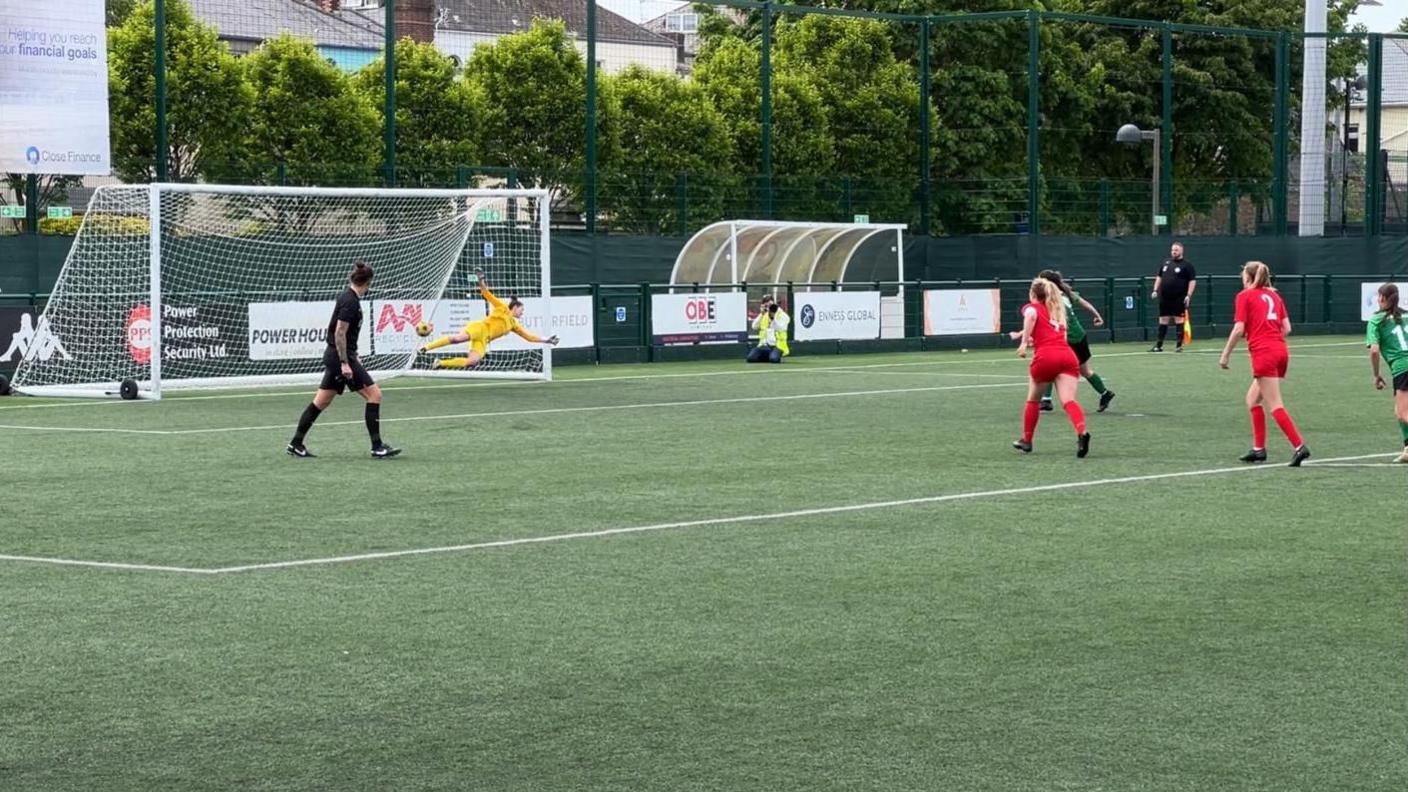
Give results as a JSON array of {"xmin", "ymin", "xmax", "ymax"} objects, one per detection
[{"xmin": 465, "ymin": 283, "xmax": 543, "ymax": 345}]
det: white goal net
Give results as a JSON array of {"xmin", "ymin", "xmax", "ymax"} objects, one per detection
[{"xmin": 12, "ymin": 184, "xmax": 551, "ymax": 399}]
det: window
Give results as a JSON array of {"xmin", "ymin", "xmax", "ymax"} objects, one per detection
[{"xmin": 666, "ymin": 13, "xmax": 697, "ymax": 33}]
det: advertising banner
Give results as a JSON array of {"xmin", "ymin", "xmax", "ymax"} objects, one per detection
[
  {"xmin": 368, "ymin": 296, "xmax": 593, "ymax": 355},
  {"xmin": 0, "ymin": 306, "xmax": 69, "ymax": 371},
  {"xmin": 248, "ymin": 301, "xmax": 371, "ymax": 361},
  {"xmin": 1361, "ymin": 282, "xmax": 1408, "ymax": 321},
  {"xmin": 923, "ymin": 289, "xmax": 1002, "ymax": 336},
  {"xmin": 792, "ymin": 291, "xmax": 881, "ymax": 341},
  {"xmin": 651, "ymin": 292, "xmax": 747, "ymax": 345},
  {"xmin": 0, "ymin": 0, "xmax": 111, "ymax": 174}
]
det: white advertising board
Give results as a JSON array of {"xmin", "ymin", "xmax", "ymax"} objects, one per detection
[
  {"xmin": 923, "ymin": 289, "xmax": 1001, "ymax": 336},
  {"xmin": 792, "ymin": 291, "xmax": 882, "ymax": 341},
  {"xmin": 1362, "ymin": 282, "xmax": 1408, "ymax": 321},
  {"xmin": 247, "ymin": 301, "xmax": 371, "ymax": 361},
  {"xmin": 369, "ymin": 297, "xmax": 593, "ymax": 354},
  {"xmin": 651, "ymin": 292, "xmax": 747, "ymax": 345},
  {"xmin": 0, "ymin": 0, "xmax": 111, "ymax": 174}
]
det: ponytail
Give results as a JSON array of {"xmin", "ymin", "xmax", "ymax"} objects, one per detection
[
  {"xmin": 350, "ymin": 260, "xmax": 374, "ymax": 286},
  {"xmin": 1032, "ymin": 277, "xmax": 1067, "ymax": 327},
  {"xmin": 1380, "ymin": 283, "xmax": 1404, "ymax": 323},
  {"xmin": 1038, "ymin": 268, "xmax": 1074, "ymax": 298},
  {"xmin": 1243, "ymin": 261, "xmax": 1272, "ymax": 290}
]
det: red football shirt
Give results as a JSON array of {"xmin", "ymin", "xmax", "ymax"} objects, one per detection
[
  {"xmin": 1022, "ymin": 301, "xmax": 1069, "ymax": 356},
  {"xmin": 1233, "ymin": 287, "xmax": 1288, "ymax": 352}
]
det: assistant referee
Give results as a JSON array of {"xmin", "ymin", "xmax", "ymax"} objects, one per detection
[{"xmin": 1151, "ymin": 241, "xmax": 1196, "ymax": 352}]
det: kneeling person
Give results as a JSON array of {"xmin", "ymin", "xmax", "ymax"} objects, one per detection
[{"xmin": 747, "ymin": 296, "xmax": 790, "ymax": 364}]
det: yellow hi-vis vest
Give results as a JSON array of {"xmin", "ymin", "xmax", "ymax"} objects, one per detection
[{"xmin": 758, "ymin": 310, "xmax": 791, "ymax": 356}]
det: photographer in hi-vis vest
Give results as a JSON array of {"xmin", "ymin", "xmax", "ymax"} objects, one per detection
[{"xmin": 747, "ymin": 295, "xmax": 790, "ymax": 364}]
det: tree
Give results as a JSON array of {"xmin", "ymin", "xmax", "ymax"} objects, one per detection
[
  {"xmin": 238, "ymin": 34, "xmax": 382, "ymax": 185},
  {"xmin": 694, "ymin": 35, "xmax": 834, "ymax": 220},
  {"xmin": 597, "ymin": 66, "xmax": 734, "ymax": 234},
  {"xmin": 462, "ymin": 20, "xmax": 600, "ymax": 207},
  {"xmin": 774, "ymin": 16, "xmax": 932, "ymax": 225},
  {"xmin": 107, "ymin": 0, "xmax": 138, "ymax": 27},
  {"xmin": 107, "ymin": 0, "xmax": 251, "ymax": 182},
  {"xmin": 353, "ymin": 38, "xmax": 481, "ymax": 184}
]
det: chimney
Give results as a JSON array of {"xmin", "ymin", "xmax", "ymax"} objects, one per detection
[
  {"xmin": 395, "ymin": 0, "xmax": 436, "ymax": 44},
  {"xmin": 317, "ymin": 0, "xmax": 341, "ymax": 12}
]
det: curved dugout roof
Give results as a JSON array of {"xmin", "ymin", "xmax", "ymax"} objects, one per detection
[{"xmin": 671, "ymin": 220, "xmax": 907, "ymax": 289}]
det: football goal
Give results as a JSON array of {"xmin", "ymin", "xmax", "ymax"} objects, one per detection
[{"xmin": 10, "ymin": 184, "xmax": 551, "ymax": 399}]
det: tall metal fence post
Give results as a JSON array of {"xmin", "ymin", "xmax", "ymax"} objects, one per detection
[
  {"xmin": 155, "ymin": 0, "xmax": 169, "ymax": 182},
  {"xmin": 585, "ymin": 0, "xmax": 598, "ymax": 233},
  {"xmin": 1160, "ymin": 24, "xmax": 1173, "ymax": 236},
  {"xmin": 760, "ymin": 3, "xmax": 774, "ymax": 219},
  {"xmin": 382, "ymin": 0, "xmax": 396, "ymax": 187},
  {"xmin": 1273, "ymin": 34, "xmax": 1289, "ymax": 235},
  {"xmin": 1228, "ymin": 180, "xmax": 1238, "ymax": 235},
  {"xmin": 24, "ymin": 175, "xmax": 38, "ymax": 236},
  {"xmin": 919, "ymin": 19, "xmax": 932, "ymax": 235},
  {"xmin": 1026, "ymin": 10, "xmax": 1040, "ymax": 237},
  {"xmin": 1365, "ymin": 33, "xmax": 1384, "ymax": 237}
]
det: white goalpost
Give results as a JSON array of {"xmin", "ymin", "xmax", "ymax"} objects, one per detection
[{"xmin": 11, "ymin": 183, "xmax": 552, "ymax": 399}]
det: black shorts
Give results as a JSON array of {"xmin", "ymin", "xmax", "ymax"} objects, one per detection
[
  {"xmin": 1158, "ymin": 295, "xmax": 1187, "ymax": 318},
  {"xmin": 319, "ymin": 348, "xmax": 375, "ymax": 394},
  {"xmin": 1069, "ymin": 337, "xmax": 1092, "ymax": 365},
  {"xmin": 1395, "ymin": 370, "xmax": 1408, "ymax": 393}
]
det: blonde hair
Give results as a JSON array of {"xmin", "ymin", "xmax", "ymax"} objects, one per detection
[
  {"xmin": 1243, "ymin": 261, "xmax": 1272, "ymax": 289},
  {"xmin": 1031, "ymin": 277, "xmax": 1067, "ymax": 327}
]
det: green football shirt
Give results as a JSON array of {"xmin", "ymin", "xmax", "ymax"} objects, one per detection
[
  {"xmin": 1063, "ymin": 292, "xmax": 1087, "ymax": 343},
  {"xmin": 1366, "ymin": 311, "xmax": 1408, "ymax": 376}
]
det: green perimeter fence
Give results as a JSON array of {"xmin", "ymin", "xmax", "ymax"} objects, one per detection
[
  {"xmin": 0, "ymin": 274, "xmax": 1381, "ymax": 372},
  {"xmin": 5, "ymin": 2, "xmax": 1408, "ymax": 242}
]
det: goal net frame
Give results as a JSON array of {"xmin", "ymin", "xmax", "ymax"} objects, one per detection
[{"xmin": 12, "ymin": 183, "xmax": 552, "ymax": 400}]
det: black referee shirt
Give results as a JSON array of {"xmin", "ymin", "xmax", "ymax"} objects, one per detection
[
  {"xmin": 1156, "ymin": 258, "xmax": 1196, "ymax": 298},
  {"xmin": 327, "ymin": 287, "xmax": 363, "ymax": 355}
]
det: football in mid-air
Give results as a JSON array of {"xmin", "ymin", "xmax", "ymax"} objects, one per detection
[{"xmin": 415, "ymin": 321, "xmax": 433, "ymax": 337}]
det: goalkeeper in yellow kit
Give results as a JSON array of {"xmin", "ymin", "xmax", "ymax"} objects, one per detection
[{"xmin": 419, "ymin": 269, "xmax": 558, "ymax": 368}]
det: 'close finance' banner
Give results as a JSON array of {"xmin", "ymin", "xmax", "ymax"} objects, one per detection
[{"xmin": 0, "ymin": 0, "xmax": 111, "ymax": 174}]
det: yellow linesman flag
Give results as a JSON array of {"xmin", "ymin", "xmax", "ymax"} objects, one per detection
[{"xmin": 1181, "ymin": 311, "xmax": 1192, "ymax": 346}]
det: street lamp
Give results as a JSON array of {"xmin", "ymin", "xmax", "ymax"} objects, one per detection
[{"xmin": 1117, "ymin": 123, "xmax": 1161, "ymax": 235}]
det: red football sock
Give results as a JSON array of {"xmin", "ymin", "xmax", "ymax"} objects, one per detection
[
  {"xmin": 1022, "ymin": 400, "xmax": 1041, "ymax": 442},
  {"xmin": 1063, "ymin": 401, "xmax": 1087, "ymax": 435},
  {"xmin": 1249, "ymin": 405, "xmax": 1267, "ymax": 450},
  {"xmin": 1271, "ymin": 407, "xmax": 1303, "ymax": 448}
]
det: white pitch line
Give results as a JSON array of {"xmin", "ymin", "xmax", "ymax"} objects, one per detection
[
  {"xmin": 0, "ymin": 423, "xmax": 172, "ymax": 435},
  {"xmin": 204, "ymin": 452, "xmax": 1393, "ymax": 573},
  {"xmin": 0, "ymin": 554, "xmax": 216, "ymax": 574},
  {"xmin": 2, "ymin": 451, "xmax": 1390, "ymax": 576},
  {"xmin": 166, "ymin": 383, "xmax": 1023, "ymax": 436},
  {"xmin": 0, "ymin": 383, "xmax": 1023, "ymax": 437},
  {"xmin": 1307, "ymin": 462, "xmax": 1402, "ymax": 468},
  {"xmin": 0, "ymin": 340, "xmax": 1364, "ymax": 412}
]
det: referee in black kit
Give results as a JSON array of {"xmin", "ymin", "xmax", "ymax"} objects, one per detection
[
  {"xmin": 1150, "ymin": 241, "xmax": 1196, "ymax": 352},
  {"xmin": 286, "ymin": 261, "xmax": 402, "ymax": 459}
]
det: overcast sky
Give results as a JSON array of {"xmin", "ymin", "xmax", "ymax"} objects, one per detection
[
  {"xmin": 600, "ymin": 1, "xmax": 1405, "ymax": 30},
  {"xmin": 1349, "ymin": 2, "xmax": 1403, "ymax": 32}
]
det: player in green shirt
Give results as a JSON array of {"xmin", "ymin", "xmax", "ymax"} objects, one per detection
[
  {"xmin": 1365, "ymin": 283, "xmax": 1408, "ymax": 463},
  {"xmin": 1038, "ymin": 270, "xmax": 1116, "ymax": 413}
]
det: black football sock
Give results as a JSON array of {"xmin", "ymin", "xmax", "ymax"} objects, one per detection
[
  {"xmin": 365, "ymin": 402, "xmax": 382, "ymax": 448},
  {"xmin": 292, "ymin": 403, "xmax": 322, "ymax": 444},
  {"xmin": 1156, "ymin": 324, "xmax": 1169, "ymax": 346}
]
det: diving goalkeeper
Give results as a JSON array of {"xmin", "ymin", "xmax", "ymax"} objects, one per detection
[{"xmin": 419, "ymin": 269, "xmax": 559, "ymax": 369}]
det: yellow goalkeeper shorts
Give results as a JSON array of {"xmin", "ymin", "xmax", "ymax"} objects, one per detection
[{"xmin": 462, "ymin": 322, "xmax": 490, "ymax": 357}]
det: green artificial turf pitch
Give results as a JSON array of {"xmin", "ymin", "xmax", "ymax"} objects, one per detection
[{"xmin": 1, "ymin": 337, "xmax": 1404, "ymax": 791}]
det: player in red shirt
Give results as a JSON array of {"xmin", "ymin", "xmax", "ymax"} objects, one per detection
[
  {"xmin": 1010, "ymin": 277, "xmax": 1091, "ymax": 457},
  {"xmin": 1218, "ymin": 261, "xmax": 1311, "ymax": 466}
]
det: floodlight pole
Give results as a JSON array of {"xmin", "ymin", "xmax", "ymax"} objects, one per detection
[
  {"xmin": 1148, "ymin": 129, "xmax": 1160, "ymax": 236},
  {"xmin": 1117, "ymin": 124, "xmax": 1160, "ymax": 235}
]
